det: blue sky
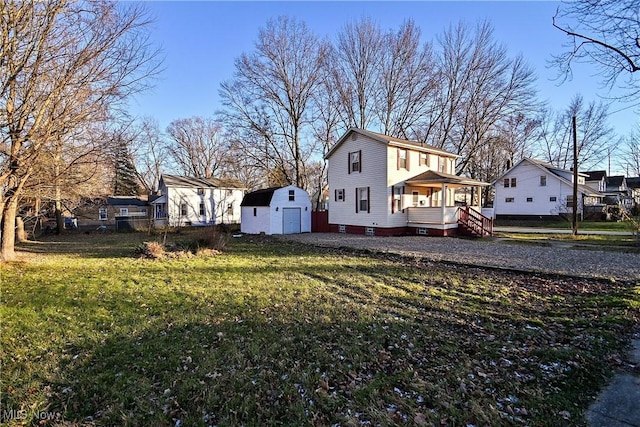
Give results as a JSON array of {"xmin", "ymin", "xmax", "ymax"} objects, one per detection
[{"xmin": 129, "ymin": 1, "xmax": 637, "ymax": 174}]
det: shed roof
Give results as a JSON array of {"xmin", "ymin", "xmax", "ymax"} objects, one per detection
[
  {"xmin": 405, "ymin": 170, "xmax": 489, "ymax": 187},
  {"xmin": 107, "ymin": 196, "xmax": 148, "ymax": 206},
  {"xmin": 240, "ymin": 187, "xmax": 282, "ymax": 207},
  {"xmin": 584, "ymin": 170, "xmax": 607, "ymax": 181},
  {"xmin": 160, "ymin": 174, "xmax": 245, "ymax": 189}
]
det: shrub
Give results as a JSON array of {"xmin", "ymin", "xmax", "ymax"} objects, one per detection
[{"xmin": 136, "ymin": 241, "xmax": 166, "ymax": 259}]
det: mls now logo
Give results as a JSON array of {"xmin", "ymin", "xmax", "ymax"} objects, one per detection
[{"xmin": 2, "ymin": 409, "xmax": 58, "ymax": 421}]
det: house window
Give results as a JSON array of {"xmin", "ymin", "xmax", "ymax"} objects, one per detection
[
  {"xmin": 550, "ymin": 196, "xmax": 557, "ymax": 202},
  {"xmin": 503, "ymin": 178, "xmax": 510, "ymax": 188},
  {"xmin": 227, "ymin": 189, "xmax": 233, "ymax": 195},
  {"xmin": 197, "ymin": 188, "xmax": 205, "ymax": 195},
  {"xmin": 119, "ymin": 208, "xmax": 129, "ymax": 216},
  {"xmin": 420, "ymin": 153, "xmax": 429, "ymax": 166},
  {"xmin": 526, "ymin": 197, "xmax": 533, "ymax": 202},
  {"xmin": 98, "ymin": 208, "xmax": 107, "ymax": 221},
  {"xmin": 180, "ymin": 203, "xmax": 187, "ymax": 217},
  {"xmin": 511, "ymin": 178, "xmax": 517, "ymax": 187},
  {"xmin": 288, "ymin": 190, "xmax": 295, "ymax": 201},
  {"xmin": 253, "ymin": 207, "xmax": 257, "ymax": 217},
  {"xmin": 335, "ymin": 189, "xmax": 345, "ymax": 202},
  {"xmin": 439, "ymin": 158, "xmax": 446, "ymax": 173},
  {"xmin": 412, "ymin": 191, "xmax": 419, "ymax": 207},
  {"xmin": 393, "ymin": 187, "xmax": 402, "ymax": 212},
  {"xmin": 227, "ymin": 203, "xmax": 233, "ymax": 215},
  {"xmin": 356, "ymin": 187, "xmax": 369, "ymax": 213},
  {"xmin": 349, "ymin": 151, "xmax": 361, "ymax": 173},
  {"xmin": 505, "ymin": 197, "xmax": 514, "ymax": 203},
  {"xmin": 566, "ymin": 195, "xmax": 574, "ymax": 207},
  {"xmin": 540, "ymin": 176, "xmax": 547, "ymax": 186},
  {"xmin": 199, "ymin": 203, "xmax": 205, "ymax": 216},
  {"xmin": 398, "ymin": 149, "xmax": 407, "ymax": 169}
]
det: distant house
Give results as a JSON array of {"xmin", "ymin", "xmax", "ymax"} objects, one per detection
[
  {"xmin": 240, "ymin": 185, "xmax": 311, "ymax": 235},
  {"xmin": 604, "ymin": 175, "xmax": 633, "ymax": 211},
  {"xmin": 492, "ymin": 158, "xmax": 602, "ymax": 219},
  {"xmin": 150, "ymin": 174, "xmax": 245, "ymax": 227},
  {"xmin": 627, "ymin": 177, "xmax": 640, "ymax": 208},
  {"xmin": 326, "ymin": 128, "xmax": 491, "ymax": 237},
  {"xmin": 584, "ymin": 170, "xmax": 607, "ymax": 192}
]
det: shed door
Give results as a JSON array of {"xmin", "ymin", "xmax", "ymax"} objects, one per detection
[{"xmin": 282, "ymin": 207, "xmax": 301, "ymax": 234}]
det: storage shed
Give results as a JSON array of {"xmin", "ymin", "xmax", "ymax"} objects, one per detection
[{"xmin": 241, "ymin": 185, "xmax": 311, "ymax": 235}]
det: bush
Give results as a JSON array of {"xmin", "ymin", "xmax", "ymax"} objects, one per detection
[{"xmin": 136, "ymin": 241, "xmax": 166, "ymax": 259}]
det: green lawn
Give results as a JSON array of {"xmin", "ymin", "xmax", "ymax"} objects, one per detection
[
  {"xmin": 494, "ymin": 232, "xmax": 640, "ymax": 250},
  {"xmin": 495, "ymin": 219, "xmax": 637, "ymax": 232},
  {"xmin": 2, "ymin": 231, "xmax": 639, "ymax": 426}
]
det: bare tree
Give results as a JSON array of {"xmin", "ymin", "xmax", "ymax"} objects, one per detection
[
  {"xmin": 218, "ymin": 16, "xmax": 328, "ymax": 189},
  {"xmin": 331, "ymin": 17, "xmax": 384, "ymax": 130},
  {"xmin": 620, "ymin": 124, "xmax": 640, "ymax": 176},
  {"xmin": 166, "ymin": 117, "xmax": 228, "ymax": 179},
  {"xmin": 552, "ymin": 0, "xmax": 640, "ymax": 101},
  {"xmin": 0, "ymin": 0, "xmax": 160, "ymax": 261},
  {"xmin": 535, "ymin": 94, "xmax": 614, "ymax": 170},
  {"xmin": 131, "ymin": 117, "xmax": 168, "ymax": 193}
]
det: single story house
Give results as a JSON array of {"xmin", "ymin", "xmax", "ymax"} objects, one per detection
[{"xmin": 240, "ymin": 185, "xmax": 311, "ymax": 235}]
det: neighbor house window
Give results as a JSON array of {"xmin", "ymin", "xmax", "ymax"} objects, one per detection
[
  {"xmin": 119, "ymin": 208, "xmax": 128, "ymax": 216},
  {"xmin": 227, "ymin": 203, "xmax": 233, "ymax": 215},
  {"xmin": 526, "ymin": 197, "xmax": 533, "ymax": 202},
  {"xmin": 505, "ymin": 197, "xmax": 514, "ymax": 203},
  {"xmin": 439, "ymin": 158, "xmax": 446, "ymax": 173},
  {"xmin": 335, "ymin": 189, "xmax": 345, "ymax": 202},
  {"xmin": 398, "ymin": 149, "xmax": 407, "ymax": 169},
  {"xmin": 98, "ymin": 208, "xmax": 107, "ymax": 220},
  {"xmin": 540, "ymin": 176, "xmax": 547, "ymax": 186},
  {"xmin": 349, "ymin": 151, "xmax": 361, "ymax": 173},
  {"xmin": 356, "ymin": 187, "xmax": 369, "ymax": 213},
  {"xmin": 199, "ymin": 203, "xmax": 205, "ymax": 216},
  {"xmin": 288, "ymin": 190, "xmax": 295, "ymax": 201},
  {"xmin": 566, "ymin": 195, "xmax": 574, "ymax": 207},
  {"xmin": 180, "ymin": 203, "xmax": 187, "ymax": 216},
  {"xmin": 420, "ymin": 153, "xmax": 429, "ymax": 166},
  {"xmin": 197, "ymin": 188, "xmax": 205, "ymax": 195},
  {"xmin": 503, "ymin": 178, "xmax": 510, "ymax": 188},
  {"xmin": 550, "ymin": 196, "xmax": 557, "ymax": 202},
  {"xmin": 511, "ymin": 178, "xmax": 517, "ymax": 187}
]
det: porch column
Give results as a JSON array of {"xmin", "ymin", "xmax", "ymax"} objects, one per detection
[
  {"xmin": 441, "ymin": 183, "xmax": 446, "ymax": 224},
  {"xmin": 477, "ymin": 185, "xmax": 482, "ymax": 210}
]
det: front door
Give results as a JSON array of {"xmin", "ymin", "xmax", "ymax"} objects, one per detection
[{"xmin": 282, "ymin": 208, "xmax": 301, "ymax": 234}]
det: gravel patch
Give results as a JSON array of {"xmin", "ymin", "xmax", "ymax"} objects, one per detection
[{"xmin": 279, "ymin": 233, "xmax": 640, "ymax": 282}]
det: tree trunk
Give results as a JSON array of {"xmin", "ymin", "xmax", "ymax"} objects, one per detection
[{"xmin": 1, "ymin": 199, "xmax": 18, "ymax": 262}]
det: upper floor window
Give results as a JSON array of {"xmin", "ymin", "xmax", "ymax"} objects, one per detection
[
  {"xmin": 503, "ymin": 178, "xmax": 510, "ymax": 188},
  {"xmin": 98, "ymin": 208, "xmax": 107, "ymax": 221},
  {"xmin": 349, "ymin": 151, "xmax": 361, "ymax": 173},
  {"xmin": 227, "ymin": 203, "xmax": 233, "ymax": 215},
  {"xmin": 511, "ymin": 178, "xmax": 517, "ymax": 187},
  {"xmin": 398, "ymin": 149, "xmax": 407, "ymax": 169},
  {"xmin": 540, "ymin": 176, "xmax": 547, "ymax": 186},
  {"xmin": 199, "ymin": 203, "xmax": 205, "ymax": 216},
  {"xmin": 288, "ymin": 190, "xmax": 295, "ymax": 201},
  {"xmin": 197, "ymin": 188, "xmax": 205, "ymax": 195},
  {"xmin": 180, "ymin": 203, "xmax": 188, "ymax": 217},
  {"xmin": 419, "ymin": 153, "xmax": 429, "ymax": 167},
  {"xmin": 119, "ymin": 208, "xmax": 129, "ymax": 216}
]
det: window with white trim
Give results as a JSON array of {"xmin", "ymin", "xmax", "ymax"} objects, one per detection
[
  {"xmin": 540, "ymin": 176, "xmax": 547, "ymax": 186},
  {"xmin": 99, "ymin": 208, "xmax": 107, "ymax": 221},
  {"xmin": 357, "ymin": 187, "xmax": 368, "ymax": 212},
  {"xmin": 180, "ymin": 203, "xmax": 187, "ymax": 217},
  {"xmin": 349, "ymin": 151, "xmax": 361, "ymax": 173},
  {"xmin": 335, "ymin": 189, "xmax": 345, "ymax": 202},
  {"xmin": 503, "ymin": 178, "xmax": 510, "ymax": 188},
  {"xmin": 288, "ymin": 190, "xmax": 295, "ymax": 201},
  {"xmin": 119, "ymin": 208, "xmax": 129, "ymax": 216},
  {"xmin": 398, "ymin": 149, "xmax": 407, "ymax": 169}
]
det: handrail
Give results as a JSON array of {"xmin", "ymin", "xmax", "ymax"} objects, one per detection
[{"xmin": 457, "ymin": 206, "xmax": 493, "ymax": 237}]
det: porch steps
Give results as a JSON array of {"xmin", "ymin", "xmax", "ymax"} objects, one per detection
[{"xmin": 457, "ymin": 206, "xmax": 493, "ymax": 238}]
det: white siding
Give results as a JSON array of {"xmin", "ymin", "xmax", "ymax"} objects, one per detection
[
  {"xmin": 241, "ymin": 206, "xmax": 270, "ymax": 234},
  {"xmin": 164, "ymin": 185, "xmax": 244, "ymax": 226},
  {"xmin": 494, "ymin": 161, "xmax": 578, "ymax": 216},
  {"xmin": 213, "ymin": 188, "xmax": 244, "ymax": 224}
]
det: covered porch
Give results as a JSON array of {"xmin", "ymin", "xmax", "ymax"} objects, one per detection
[{"xmin": 403, "ymin": 170, "xmax": 492, "ymax": 236}]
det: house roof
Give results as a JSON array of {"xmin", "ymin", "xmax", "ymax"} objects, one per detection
[
  {"xmin": 240, "ymin": 187, "xmax": 282, "ymax": 207},
  {"xmin": 160, "ymin": 174, "xmax": 245, "ymax": 189},
  {"xmin": 584, "ymin": 170, "xmax": 607, "ymax": 181},
  {"xmin": 405, "ymin": 170, "xmax": 489, "ymax": 187},
  {"xmin": 626, "ymin": 177, "xmax": 640, "ymax": 189},
  {"xmin": 325, "ymin": 128, "xmax": 459, "ymax": 160},
  {"xmin": 107, "ymin": 196, "xmax": 148, "ymax": 206},
  {"xmin": 607, "ymin": 175, "xmax": 626, "ymax": 188}
]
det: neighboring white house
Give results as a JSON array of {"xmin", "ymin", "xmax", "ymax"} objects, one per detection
[
  {"xmin": 150, "ymin": 174, "xmax": 245, "ymax": 227},
  {"xmin": 240, "ymin": 185, "xmax": 311, "ymax": 235},
  {"xmin": 326, "ymin": 128, "xmax": 491, "ymax": 237},
  {"xmin": 492, "ymin": 158, "xmax": 602, "ymax": 219}
]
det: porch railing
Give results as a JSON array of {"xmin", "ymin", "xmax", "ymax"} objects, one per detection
[{"xmin": 457, "ymin": 206, "xmax": 493, "ymax": 237}]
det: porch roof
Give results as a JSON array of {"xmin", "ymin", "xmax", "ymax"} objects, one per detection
[{"xmin": 405, "ymin": 170, "xmax": 490, "ymax": 188}]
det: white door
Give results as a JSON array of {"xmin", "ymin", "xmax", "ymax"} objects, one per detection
[{"xmin": 282, "ymin": 208, "xmax": 301, "ymax": 234}]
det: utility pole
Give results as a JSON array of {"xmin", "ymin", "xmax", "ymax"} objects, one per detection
[{"xmin": 572, "ymin": 115, "xmax": 578, "ymax": 236}]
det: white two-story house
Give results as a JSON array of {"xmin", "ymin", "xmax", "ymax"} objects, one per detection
[
  {"xmin": 150, "ymin": 174, "xmax": 245, "ymax": 227},
  {"xmin": 326, "ymin": 128, "xmax": 491, "ymax": 236},
  {"xmin": 492, "ymin": 158, "xmax": 602, "ymax": 219}
]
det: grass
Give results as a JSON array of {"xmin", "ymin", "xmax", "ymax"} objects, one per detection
[
  {"xmin": 495, "ymin": 232, "xmax": 640, "ymax": 251},
  {"xmin": 1, "ymin": 230, "xmax": 639, "ymax": 426},
  {"xmin": 495, "ymin": 219, "xmax": 637, "ymax": 232}
]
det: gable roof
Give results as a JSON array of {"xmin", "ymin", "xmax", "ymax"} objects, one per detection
[
  {"xmin": 107, "ymin": 196, "xmax": 148, "ymax": 207},
  {"xmin": 160, "ymin": 174, "xmax": 245, "ymax": 189},
  {"xmin": 325, "ymin": 128, "xmax": 459, "ymax": 160},
  {"xmin": 492, "ymin": 158, "xmax": 600, "ymax": 197},
  {"xmin": 607, "ymin": 175, "xmax": 626, "ymax": 188},
  {"xmin": 584, "ymin": 170, "xmax": 607, "ymax": 181},
  {"xmin": 240, "ymin": 187, "xmax": 282, "ymax": 207},
  {"xmin": 626, "ymin": 177, "xmax": 640, "ymax": 189}
]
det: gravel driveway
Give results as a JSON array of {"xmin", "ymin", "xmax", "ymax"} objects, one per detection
[{"xmin": 280, "ymin": 233, "xmax": 640, "ymax": 282}]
